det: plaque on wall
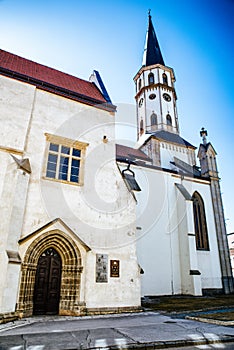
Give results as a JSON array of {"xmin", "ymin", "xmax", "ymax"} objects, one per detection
[
  {"xmin": 96, "ymin": 254, "xmax": 108, "ymax": 283},
  {"xmin": 110, "ymin": 260, "xmax": 120, "ymax": 278}
]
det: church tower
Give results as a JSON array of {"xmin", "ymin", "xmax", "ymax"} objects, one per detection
[{"xmin": 134, "ymin": 12, "xmax": 179, "ymax": 143}]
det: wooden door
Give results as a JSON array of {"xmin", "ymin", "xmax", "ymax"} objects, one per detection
[{"xmin": 33, "ymin": 248, "xmax": 62, "ymax": 315}]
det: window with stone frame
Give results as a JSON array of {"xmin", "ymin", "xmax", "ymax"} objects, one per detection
[
  {"xmin": 148, "ymin": 72, "xmax": 154, "ymax": 85},
  {"xmin": 192, "ymin": 191, "xmax": 209, "ymax": 250},
  {"xmin": 44, "ymin": 133, "xmax": 88, "ymax": 185}
]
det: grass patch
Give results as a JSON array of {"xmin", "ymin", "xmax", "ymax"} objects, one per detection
[{"xmin": 142, "ymin": 294, "xmax": 234, "ymax": 313}]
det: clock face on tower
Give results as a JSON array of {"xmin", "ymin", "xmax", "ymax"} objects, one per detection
[
  {"xmin": 149, "ymin": 93, "xmax": 156, "ymax": 100},
  {"xmin": 163, "ymin": 93, "xmax": 171, "ymax": 102}
]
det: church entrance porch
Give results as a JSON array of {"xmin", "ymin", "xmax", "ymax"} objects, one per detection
[
  {"xmin": 17, "ymin": 229, "xmax": 86, "ymax": 317},
  {"xmin": 33, "ymin": 248, "xmax": 62, "ymax": 315}
]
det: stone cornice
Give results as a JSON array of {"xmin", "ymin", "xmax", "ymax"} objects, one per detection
[
  {"xmin": 133, "ymin": 64, "xmax": 175, "ymax": 82},
  {"xmin": 135, "ymin": 83, "xmax": 177, "ymax": 100}
]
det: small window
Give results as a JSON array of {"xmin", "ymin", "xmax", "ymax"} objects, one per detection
[
  {"xmin": 166, "ymin": 114, "xmax": 172, "ymax": 126},
  {"xmin": 148, "ymin": 73, "xmax": 154, "ymax": 85},
  {"xmin": 151, "ymin": 113, "xmax": 157, "ymax": 126},
  {"xmin": 45, "ymin": 134, "xmax": 88, "ymax": 185},
  {"xmin": 138, "ymin": 79, "xmax": 142, "ymax": 91},
  {"xmin": 192, "ymin": 192, "xmax": 209, "ymax": 250},
  {"xmin": 162, "ymin": 73, "xmax": 168, "ymax": 85},
  {"xmin": 140, "ymin": 119, "xmax": 144, "ymax": 135}
]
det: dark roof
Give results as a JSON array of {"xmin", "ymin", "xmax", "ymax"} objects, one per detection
[
  {"xmin": 116, "ymin": 144, "xmax": 151, "ymax": 162},
  {"xmin": 142, "ymin": 14, "xmax": 165, "ymax": 67},
  {"xmin": 122, "ymin": 173, "xmax": 141, "ymax": 192},
  {"xmin": 0, "ymin": 49, "xmax": 115, "ymax": 111},
  {"xmin": 93, "ymin": 70, "xmax": 112, "ymax": 103},
  {"xmin": 147, "ymin": 130, "xmax": 196, "ymax": 149}
]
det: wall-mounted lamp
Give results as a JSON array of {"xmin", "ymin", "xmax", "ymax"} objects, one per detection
[{"xmin": 103, "ymin": 135, "xmax": 108, "ymax": 143}]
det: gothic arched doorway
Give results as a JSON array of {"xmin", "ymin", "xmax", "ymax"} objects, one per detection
[
  {"xmin": 33, "ymin": 248, "xmax": 62, "ymax": 315},
  {"xmin": 17, "ymin": 229, "xmax": 86, "ymax": 317}
]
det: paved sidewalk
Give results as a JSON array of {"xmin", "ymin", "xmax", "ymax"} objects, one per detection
[{"xmin": 0, "ymin": 312, "xmax": 234, "ymax": 349}]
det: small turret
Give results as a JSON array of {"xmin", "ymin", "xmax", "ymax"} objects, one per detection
[
  {"xmin": 198, "ymin": 127, "xmax": 218, "ymax": 178},
  {"xmin": 200, "ymin": 127, "xmax": 208, "ymax": 145}
]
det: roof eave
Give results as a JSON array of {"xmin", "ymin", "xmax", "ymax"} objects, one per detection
[{"xmin": 0, "ymin": 67, "xmax": 116, "ymax": 113}]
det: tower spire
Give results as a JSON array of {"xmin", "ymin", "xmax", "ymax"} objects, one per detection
[{"xmin": 142, "ymin": 12, "xmax": 165, "ymax": 67}]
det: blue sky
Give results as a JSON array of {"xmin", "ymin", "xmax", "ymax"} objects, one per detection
[{"xmin": 1, "ymin": 0, "xmax": 234, "ymax": 232}]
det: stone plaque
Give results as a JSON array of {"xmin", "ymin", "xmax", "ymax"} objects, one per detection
[
  {"xmin": 110, "ymin": 260, "xmax": 120, "ymax": 278},
  {"xmin": 96, "ymin": 254, "xmax": 108, "ymax": 283}
]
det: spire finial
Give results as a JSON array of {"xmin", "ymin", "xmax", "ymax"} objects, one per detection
[
  {"xmin": 200, "ymin": 127, "xmax": 208, "ymax": 145},
  {"xmin": 142, "ymin": 10, "xmax": 165, "ymax": 67}
]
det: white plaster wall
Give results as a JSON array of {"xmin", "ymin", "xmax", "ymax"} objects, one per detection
[
  {"xmin": 182, "ymin": 180, "xmax": 222, "ymax": 289},
  {"xmin": 0, "ymin": 153, "xmax": 17, "ymax": 312},
  {"xmin": 160, "ymin": 143, "xmax": 194, "ymax": 169},
  {"xmin": 176, "ymin": 192, "xmax": 202, "ymax": 295},
  {"xmin": 124, "ymin": 161, "xmax": 222, "ymax": 296},
  {"xmin": 85, "ymin": 247, "xmax": 140, "ymax": 308},
  {"xmin": 127, "ymin": 166, "xmax": 182, "ymax": 296},
  {"xmin": 0, "ymin": 76, "xmax": 37, "ymax": 311},
  {"xmin": 2, "ymin": 263, "xmax": 21, "ymax": 313},
  {"xmin": 0, "ymin": 76, "xmax": 35, "ymax": 151},
  {"xmin": 0, "ymin": 76, "xmax": 141, "ymax": 312}
]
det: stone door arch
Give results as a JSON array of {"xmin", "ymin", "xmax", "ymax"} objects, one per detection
[{"xmin": 17, "ymin": 230, "xmax": 85, "ymax": 317}]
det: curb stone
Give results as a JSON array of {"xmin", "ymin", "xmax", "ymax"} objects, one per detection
[
  {"xmin": 63, "ymin": 337, "xmax": 234, "ymax": 350},
  {"xmin": 186, "ymin": 315, "xmax": 234, "ymax": 326}
]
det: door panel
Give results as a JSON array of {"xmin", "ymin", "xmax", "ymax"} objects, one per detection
[{"xmin": 33, "ymin": 248, "xmax": 61, "ymax": 315}]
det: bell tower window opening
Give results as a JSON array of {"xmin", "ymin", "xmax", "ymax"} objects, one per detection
[
  {"xmin": 192, "ymin": 192, "xmax": 209, "ymax": 250},
  {"xmin": 166, "ymin": 114, "xmax": 172, "ymax": 126},
  {"xmin": 151, "ymin": 113, "xmax": 157, "ymax": 126},
  {"xmin": 162, "ymin": 73, "xmax": 168, "ymax": 85},
  {"xmin": 148, "ymin": 73, "xmax": 154, "ymax": 85},
  {"xmin": 138, "ymin": 79, "xmax": 142, "ymax": 91},
  {"xmin": 151, "ymin": 113, "xmax": 157, "ymax": 131}
]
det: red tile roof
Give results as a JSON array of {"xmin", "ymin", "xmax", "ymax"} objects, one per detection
[
  {"xmin": 116, "ymin": 144, "xmax": 151, "ymax": 162},
  {"xmin": 0, "ymin": 49, "xmax": 113, "ymax": 109}
]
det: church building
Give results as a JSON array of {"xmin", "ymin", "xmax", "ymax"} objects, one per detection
[
  {"xmin": 116, "ymin": 13, "xmax": 233, "ymax": 297},
  {"xmin": 0, "ymin": 13, "xmax": 233, "ymax": 322}
]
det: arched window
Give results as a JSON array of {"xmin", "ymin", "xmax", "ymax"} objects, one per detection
[
  {"xmin": 166, "ymin": 114, "xmax": 172, "ymax": 126},
  {"xmin": 148, "ymin": 73, "xmax": 154, "ymax": 85},
  {"xmin": 192, "ymin": 192, "xmax": 209, "ymax": 250},
  {"xmin": 138, "ymin": 79, "xmax": 142, "ymax": 91},
  {"xmin": 162, "ymin": 73, "xmax": 168, "ymax": 85},
  {"xmin": 151, "ymin": 113, "xmax": 157, "ymax": 126}
]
